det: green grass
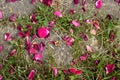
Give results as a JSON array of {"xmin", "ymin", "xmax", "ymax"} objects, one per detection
[{"xmin": 0, "ymin": 3, "xmax": 120, "ymax": 80}]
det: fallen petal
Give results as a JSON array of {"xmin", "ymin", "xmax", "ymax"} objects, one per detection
[
  {"xmin": 48, "ymin": 21, "xmax": 55, "ymax": 27},
  {"xmin": 80, "ymin": 52, "xmax": 89, "ymax": 61},
  {"xmin": 105, "ymin": 64, "xmax": 115, "ymax": 74},
  {"xmin": 75, "ymin": 70, "xmax": 82, "ymax": 75},
  {"xmin": 0, "ymin": 45, "xmax": 4, "ymax": 52},
  {"xmin": 4, "ymin": 33, "xmax": 10, "ymax": 41},
  {"xmin": 28, "ymin": 70, "xmax": 35, "ymax": 80},
  {"xmin": 80, "ymin": 33, "xmax": 88, "ymax": 41},
  {"xmin": 37, "ymin": 27, "xmax": 50, "ymax": 38},
  {"xmin": 82, "ymin": 0, "xmax": 86, "ymax": 6},
  {"xmin": 33, "ymin": 53, "xmax": 42, "ymax": 61},
  {"xmin": 52, "ymin": 67, "xmax": 58, "ymax": 77},
  {"xmin": 86, "ymin": 45, "xmax": 94, "ymax": 52},
  {"xmin": 9, "ymin": 67, "xmax": 14, "ymax": 74},
  {"xmin": 96, "ymin": 0, "xmax": 103, "ymax": 9},
  {"xmin": 38, "ymin": 42, "xmax": 45, "ymax": 53},
  {"xmin": 9, "ymin": 49, "xmax": 16, "ymax": 56},
  {"xmin": 0, "ymin": 10, "xmax": 2, "ymax": 19},
  {"xmin": 9, "ymin": 14, "xmax": 17, "ymax": 22},
  {"xmin": 72, "ymin": 20, "xmax": 80, "ymax": 27},
  {"xmin": 54, "ymin": 11, "xmax": 62, "ymax": 17}
]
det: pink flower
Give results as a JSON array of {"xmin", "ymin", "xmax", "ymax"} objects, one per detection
[
  {"xmin": 52, "ymin": 67, "xmax": 58, "ymax": 77},
  {"xmin": 38, "ymin": 42, "xmax": 45, "ymax": 53},
  {"xmin": 29, "ymin": 48, "xmax": 36, "ymax": 55},
  {"xmin": 0, "ymin": 74, "xmax": 2, "ymax": 80},
  {"xmin": 80, "ymin": 52, "xmax": 89, "ymax": 61},
  {"xmin": 40, "ymin": 0, "xmax": 52, "ymax": 7},
  {"xmin": 28, "ymin": 70, "xmax": 35, "ymax": 80},
  {"xmin": 9, "ymin": 67, "xmax": 14, "ymax": 74},
  {"xmin": 86, "ymin": 45, "xmax": 94, "ymax": 52},
  {"xmin": 93, "ymin": 20, "xmax": 100, "ymax": 29},
  {"xmin": 73, "ymin": 0, "xmax": 79, "ymax": 5},
  {"xmin": 37, "ymin": 27, "xmax": 50, "ymax": 38},
  {"xmin": 0, "ymin": 45, "xmax": 4, "ymax": 52},
  {"xmin": 112, "ymin": 76, "xmax": 117, "ymax": 80},
  {"xmin": 95, "ymin": 0, "xmax": 102, "ymax": 9},
  {"xmin": 80, "ymin": 33, "xmax": 88, "ymax": 41},
  {"xmin": 69, "ymin": 68, "xmax": 82, "ymax": 75},
  {"xmin": 72, "ymin": 20, "xmax": 80, "ymax": 27},
  {"xmin": 31, "ymin": 0, "xmax": 36, "ymax": 4},
  {"xmin": 30, "ymin": 14, "xmax": 38, "ymax": 24},
  {"xmin": 54, "ymin": 11, "xmax": 62, "ymax": 17},
  {"xmin": 33, "ymin": 53, "xmax": 42, "ymax": 61},
  {"xmin": 4, "ymin": 33, "xmax": 14, "ymax": 41},
  {"xmin": 0, "ymin": 10, "xmax": 2, "ymax": 19},
  {"xmin": 9, "ymin": 49, "xmax": 16, "ymax": 56},
  {"xmin": 70, "ymin": 9, "xmax": 76, "ymax": 14},
  {"xmin": 63, "ymin": 36, "xmax": 74, "ymax": 46},
  {"xmin": 105, "ymin": 64, "xmax": 115, "ymax": 74},
  {"xmin": 9, "ymin": 14, "xmax": 17, "ymax": 22}
]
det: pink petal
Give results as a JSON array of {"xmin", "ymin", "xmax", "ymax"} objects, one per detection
[
  {"xmin": 28, "ymin": 70, "xmax": 35, "ymax": 80},
  {"xmin": 105, "ymin": 64, "xmax": 115, "ymax": 74},
  {"xmin": 27, "ymin": 25, "xmax": 33, "ymax": 30},
  {"xmin": 75, "ymin": 70, "xmax": 82, "ymax": 75},
  {"xmin": 0, "ymin": 10, "xmax": 2, "ymax": 19},
  {"xmin": 33, "ymin": 53, "xmax": 42, "ymax": 61},
  {"xmin": 84, "ymin": 19, "xmax": 93, "ymax": 24},
  {"xmin": 96, "ymin": 0, "xmax": 103, "ymax": 9},
  {"xmin": 31, "ymin": 0, "xmax": 37, "ymax": 4},
  {"xmin": 32, "ymin": 43, "xmax": 39, "ymax": 51},
  {"xmin": 4, "ymin": 33, "xmax": 10, "ymax": 41},
  {"xmin": 82, "ymin": 0, "xmax": 86, "ymax": 6},
  {"xmin": 109, "ymin": 31, "xmax": 115, "ymax": 42},
  {"xmin": 40, "ymin": 0, "xmax": 52, "ymax": 7},
  {"xmin": 0, "ymin": 74, "xmax": 2, "ymax": 80},
  {"xmin": 9, "ymin": 67, "xmax": 14, "ymax": 74},
  {"xmin": 54, "ymin": 11, "xmax": 62, "ymax": 17},
  {"xmin": 69, "ymin": 68, "xmax": 76, "ymax": 74},
  {"xmin": 112, "ymin": 76, "xmax": 117, "ymax": 80},
  {"xmin": 9, "ymin": 49, "xmax": 16, "ymax": 56},
  {"xmin": 62, "ymin": 70, "xmax": 70, "ymax": 74},
  {"xmin": 93, "ymin": 20, "xmax": 100, "ymax": 29},
  {"xmin": 73, "ymin": 0, "xmax": 79, "ymax": 4},
  {"xmin": 80, "ymin": 33, "xmax": 88, "ymax": 41},
  {"xmin": 69, "ymin": 28, "xmax": 74, "ymax": 34},
  {"xmin": 52, "ymin": 67, "xmax": 58, "ymax": 77},
  {"xmin": 18, "ymin": 31, "xmax": 25, "ymax": 38},
  {"xmin": 82, "ymin": 7, "xmax": 86, "ymax": 12},
  {"xmin": 70, "ymin": 9, "xmax": 76, "ymax": 14},
  {"xmin": 0, "ymin": 45, "xmax": 4, "ymax": 52},
  {"xmin": 30, "ymin": 14, "xmax": 38, "ymax": 24},
  {"xmin": 48, "ymin": 21, "xmax": 55, "ymax": 27},
  {"xmin": 80, "ymin": 52, "xmax": 89, "ymax": 61},
  {"xmin": 72, "ymin": 20, "xmax": 80, "ymax": 27},
  {"xmin": 38, "ymin": 42, "xmax": 45, "ymax": 53},
  {"xmin": 29, "ymin": 48, "xmax": 36, "ymax": 55},
  {"xmin": 86, "ymin": 45, "xmax": 94, "ymax": 52},
  {"xmin": 63, "ymin": 36, "xmax": 74, "ymax": 46},
  {"xmin": 9, "ymin": 14, "xmax": 17, "ymax": 22},
  {"xmin": 37, "ymin": 27, "xmax": 50, "ymax": 38}
]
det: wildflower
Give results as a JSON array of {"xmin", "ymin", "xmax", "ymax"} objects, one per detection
[
  {"xmin": 40, "ymin": 0, "xmax": 52, "ymax": 7},
  {"xmin": 33, "ymin": 53, "xmax": 42, "ymax": 62},
  {"xmin": 48, "ymin": 21, "xmax": 55, "ymax": 27},
  {"xmin": 54, "ymin": 11, "xmax": 62, "ymax": 17},
  {"xmin": 80, "ymin": 33, "xmax": 88, "ymax": 41},
  {"xmin": 37, "ymin": 27, "xmax": 50, "ymax": 38},
  {"xmin": 63, "ymin": 36, "xmax": 74, "ymax": 46},
  {"xmin": 80, "ymin": 52, "xmax": 89, "ymax": 61},
  {"xmin": 30, "ymin": 14, "xmax": 38, "ymax": 24},
  {"xmin": 105, "ymin": 64, "xmax": 115, "ymax": 74},
  {"xmin": 28, "ymin": 70, "xmax": 35, "ymax": 80},
  {"xmin": 69, "ymin": 68, "xmax": 82, "ymax": 75}
]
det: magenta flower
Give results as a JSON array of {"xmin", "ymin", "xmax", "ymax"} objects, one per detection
[
  {"xmin": 37, "ymin": 27, "xmax": 50, "ymax": 38},
  {"xmin": 29, "ymin": 48, "xmax": 36, "ymax": 55},
  {"xmin": 95, "ymin": 0, "xmax": 102, "ymax": 9},
  {"xmin": 72, "ymin": 20, "xmax": 80, "ymax": 27},
  {"xmin": 4, "ymin": 33, "xmax": 14, "ymax": 41},
  {"xmin": 73, "ymin": 0, "xmax": 79, "ymax": 5},
  {"xmin": 105, "ymin": 64, "xmax": 115, "ymax": 74},
  {"xmin": 9, "ymin": 49, "xmax": 16, "ymax": 56},
  {"xmin": 69, "ymin": 68, "xmax": 82, "ymax": 75},
  {"xmin": 70, "ymin": 9, "xmax": 76, "ymax": 14},
  {"xmin": 28, "ymin": 70, "xmax": 35, "ymax": 80},
  {"xmin": 6, "ymin": 0, "xmax": 18, "ymax": 3},
  {"xmin": 54, "ymin": 11, "xmax": 62, "ymax": 17},
  {"xmin": 0, "ymin": 10, "xmax": 2, "ymax": 19},
  {"xmin": 82, "ymin": 7, "xmax": 86, "ymax": 12},
  {"xmin": 9, "ymin": 14, "xmax": 17, "ymax": 22},
  {"xmin": 0, "ymin": 45, "xmax": 4, "ymax": 52},
  {"xmin": 63, "ymin": 36, "xmax": 74, "ymax": 46},
  {"xmin": 80, "ymin": 52, "xmax": 89, "ymax": 61},
  {"xmin": 112, "ymin": 76, "xmax": 117, "ymax": 80},
  {"xmin": 86, "ymin": 45, "xmax": 94, "ymax": 52},
  {"xmin": 40, "ymin": 0, "xmax": 52, "ymax": 7},
  {"xmin": 80, "ymin": 33, "xmax": 88, "ymax": 41},
  {"xmin": 0, "ymin": 74, "xmax": 2, "ymax": 80},
  {"xmin": 38, "ymin": 42, "xmax": 45, "ymax": 53},
  {"xmin": 30, "ymin": 14, "xmax": 38, "ymax": 24},
  {"xmin": 33, "ymin": 53, "xmax": 42, "ymax": 61},
  {"xmin": 52, "ymin": 67, "xmax": 58, "ymax": 77},
  {"xmin": 31, "ymin": 0, "xmax": 36, "ymax": 4}
]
